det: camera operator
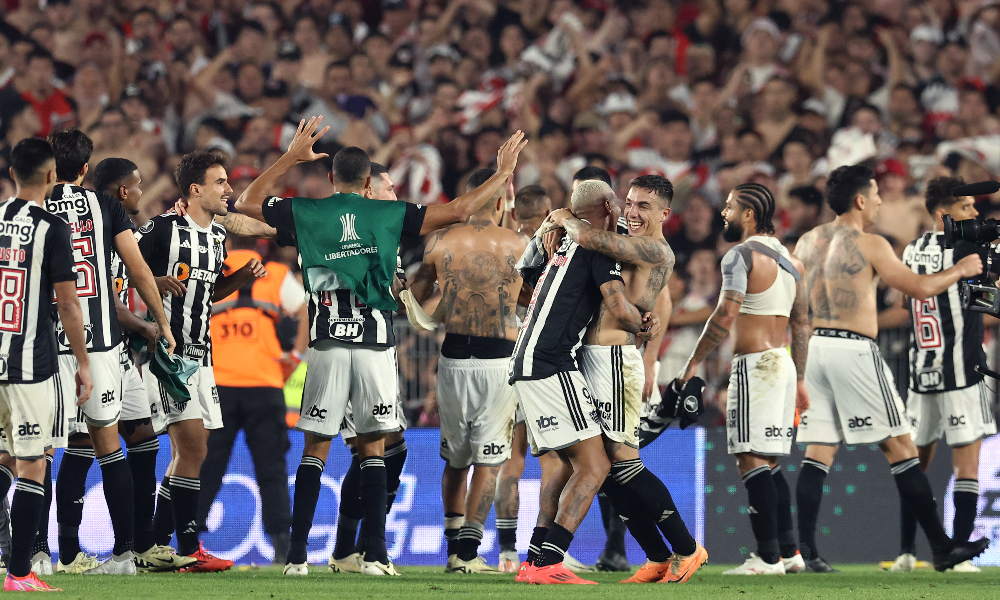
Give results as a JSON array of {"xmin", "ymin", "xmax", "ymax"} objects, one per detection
[{"xmin": 892, "ymin": 177, "xmax": 996, "ymax": 573}]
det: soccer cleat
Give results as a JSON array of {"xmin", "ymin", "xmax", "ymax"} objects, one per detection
[
  {"xmin": 498, "ymin": 550, "xmax": 519, "ymax": 573},
  {"xmin": 29, "ymin": 553, "xmax": 52, "ymax": 576},
  {"xmin": 515, "ymin": 561, "xmax": 532, "ymax": 583},
  {"xmin": 178, "ymin": 542, "xmax": 234, "ymax": 573},
  {"xmin": 620, "ymin": 560, "xmax": 670, "ymax": 583},
  {"xmin": 722, "ymin": 553, "xmax": 786, "ymax": 575},
  {"xmin": 528, "ymin": 562, "xmax": 598, "ymax": 584},
  {"xmin": 3, "ymin": 572, "xmax": 62, "ymax": 592},
  {"xmin": 328, "ymin": 552, "xmax": 363, "ymax": 573},
  {"xmin": 663, "ymin": 542, "xmax": 709, "ymax": 583},
  {"xmin": 889, "ymin": 553, "xmax": 917, "ymax": 572},
  {"xmin": 562, "ymin": 553, "xmax": 596, "ymax": 573},
  {"xmin": 445, "ymin": 555, "xmax": 501, "ymax": 574},
  {"xmin": 283, "ymin": 563, "xmax": 308, "ymax": 576},
  {"xmin": 360, "ymin": 559, "xmax": 401, "ymax": 576},
  {"xmin": 134, "ymin": 545, "xmax": 197, "ymax": 572},
  {"xmin": 56, "ymin": 552, "xmax": 100, "ymax": 573},
  {"xmin": 947, "ymin": 560, "xmax": 982, "ymax": 573},
  {"xmin": 782, "ymin": 551, "xmax": 805, "ymax": 574},
  {"xmin": 84, "ymin": 553, "xmax": 137, "ymax": 575},
  {"xmin": 595, "ymin": 549, "xmax": 630, "ymax": 572},
  {"xmin": 804, "ymin": 556, "xmax": 839, "ymax": 573},
  {"xmin": 933, "ymin": 538, "xmax": 989, "ymax": 572}
]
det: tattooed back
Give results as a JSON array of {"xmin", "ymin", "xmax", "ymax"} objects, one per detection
[{"xmin": 795, "ymin": 223, "xmax": 880, "ymax": 338}]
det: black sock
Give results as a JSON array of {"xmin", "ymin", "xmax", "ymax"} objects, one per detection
[
  {"xmin": 444, "ymin": 512, "xmax": 464, "ymax": 557},
  {"xmin": 891, "ymin": 458, "xmax": 952, "ymax": 554},
  {"xmin": 899, "ymin": 491, "xmax": 918, "ymax": 555},
  {"xmin": 170, "ymin": 476, "xmax": 200, "ymax": 556},
  {"xmin": 743, "ymin": 465, "xmax": 780, "ymax": 564},
  {"xmin": 496, "ymin": 518, "xmax": 518, "ymax": 553},
  {"xmin": 611, "ymin": 458, "xmax": 696, "ymax": 556},
  {"xmin": 97, "ymin": 448, "xmax": 135, "ymax": 555},
  {"xmin": 126, "ymin": 437, "xmax": 159, "ymax": 554},
  {"xmin": 772, "ymin": 466, "xmax": 798, "ymax": 558},
  {"xmin": 384, "ymin": 440, "xmax": 407, "ymax": 512},
  {"xmin": 334, "ymin": 456, "xmax": 362, "ymax": 560},
  {"xmin": 537, "ymin": 523, "xmax": 574, "ymax": 567},
  {"xmin": 527, "ymin": 526, "xmax": 548, "ymax": 565},
  {"xmin": 456, "ymin": 520, "xmax": 485, "ymax": 561},
  {"xmin": 10, "ymin": 479, "xmax": 46, "ymax": 577},
  {"xmin": 153, "ymin": 476, "xmax": 174, "ymax": 547},
  {"xmin": 359, "ymin": 457, "xmax": 388, "ymax": 564},
  {"xmin": 32, "ymin": 455, "xmax": 52, "ymax": 556},
  {"xmin": 288, "ymin": 456, "xmax": 324, "ymax": 565},
  {"xmin": 0, "ymin": 464, "xmax": 14, "ymax": 501},
  {"xmin": 601, "ymin": 478, "xmax": 670, "ymax": 562},
  {"xmin": 796, "ymin": 459, "xmax": 828, "ymax": 560},
  {"xmin": 953, "ymin": 479, "xmax": 979, "ymax": 542},
  {"xmin": 56, "ymin": 446, "xmax": 93, "ymax": 561}
]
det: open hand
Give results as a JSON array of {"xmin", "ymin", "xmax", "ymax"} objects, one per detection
[
  {"xmin": 286, "ymin": 116, "xmax": 331, "ymax": 164},
  {"xmin": 496, "ymin": 130, "xmax": 529, "ymax": 176}
]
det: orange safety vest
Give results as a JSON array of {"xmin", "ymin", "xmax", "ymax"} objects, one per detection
[{"xmin": 211, "ymin": 250, "xmax": 289, "ymax": 388}]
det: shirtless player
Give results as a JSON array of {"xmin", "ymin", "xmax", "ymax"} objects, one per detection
[
  {"xmin": 676, "ymin": 183, "xmax": 809, "ymax": 575},
  {"xmin": 793, "ymin": 165, "xmax": 988, "ymax": 571},
  {"xmin": 409, "ymin": 169, "xmax": 526, "ymax": 573},
  {"xmin": 548, "ymin": 175, "xmax": 705, "ymax": 583}
]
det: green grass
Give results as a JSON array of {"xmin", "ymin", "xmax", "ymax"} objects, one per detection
[{"xmin": 35, "ymin": 565, "xmax": 1000, "ymax": 599}]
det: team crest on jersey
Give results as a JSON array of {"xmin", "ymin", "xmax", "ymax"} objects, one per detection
[{"xmin": 139, "ymin": 220, "xmax": 154, "ymax": 234}]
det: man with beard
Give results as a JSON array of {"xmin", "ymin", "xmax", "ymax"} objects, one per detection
[{"xmin": 675, "ymin": 183, "xmax": 809, "ymax": 575}]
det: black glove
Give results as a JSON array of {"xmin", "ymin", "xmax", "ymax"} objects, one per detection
[{"xmin": 664, "ymin": 376, "xmax": 705, "ymax": 430}]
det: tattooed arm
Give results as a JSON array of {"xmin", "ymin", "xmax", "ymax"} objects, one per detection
[
  {"xmin": 788, "ymin": 255, "xmax": 811, "ymax": 412},
  {"xmin": 868, "ymin": 233, "xmax": 982, "ymax": 299},
  {"xmin": 599, "ymin": 280, "xmax": 643, "ymax": 333},
  {"xmin": 679, "ymin": 290, "xmax": 743, "ymax": 383},
  {"xmin": 550, "ymin": 208, "xmax": 669, "ymax": 267},
  {"xmin": 218, "ymin": 212, "xmax": 277, "ymax": 239}
]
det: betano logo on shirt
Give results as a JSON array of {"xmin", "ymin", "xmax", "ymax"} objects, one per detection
[{"xmin": 173, "ymin": 262, "xmax": 218, "ymax": 283}]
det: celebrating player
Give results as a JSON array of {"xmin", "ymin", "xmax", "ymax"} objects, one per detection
[{"xmin": 793, "ymin": 165, "xmax": 989, "ymax": 572}]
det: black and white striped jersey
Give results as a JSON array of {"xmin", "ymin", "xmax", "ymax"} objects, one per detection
[
  {"xmin": 509, "ymin": 236, "xmax": 624, "ymax": 382},
  {"xmin": 901, "ymin": 232, "xmax": 986, "ymax": 392},
  {"xmin": 110, "ymin": 250, "xmax": 129, "ymax": 305},
  {"xmin": 135, "ymin": 212, "xmax": 227, "ymax": 366},
  {"xmin": 262, "ymin": 195, "xmax": 426, "ymax": 348},
  {"xmin": 0, "ymin": 198, "xmax": 76, "ymax": 382},
  {"xmin": 45, "ymin": 184, "xmax": 134, "ymax": 354}
]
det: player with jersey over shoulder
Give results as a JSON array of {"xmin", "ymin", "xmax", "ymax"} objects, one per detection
[
  {"xmin": 40, "ymin": 130, "xmax": 174, "ymax": 576},
  {"xmin": 0, "ymin": 138, "xmax": 93, "ymax": 592},
  {"xmin": 235, "ymin": 117, "xmax": 529, "ymax": 577},
  {"xmin": 889, "ymin": 177, "xmax": 996, "ymax": 573},
  {"xmin": 793, "ymin": 165, "xmax": 989, "ymax": 573},
  {"xmin": 675, "ymin": 183, "xmax": 809, "ymax": 575}
]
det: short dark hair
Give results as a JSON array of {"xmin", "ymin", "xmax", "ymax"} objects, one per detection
[
  {"xmin": 175, "ymin": 150, "xmax": 227, "ymax": 198},
  {"xmin": 466, "ymin": 168, "xmax": 495, "ymax": 192},
  {"xmin": 788, "ymin": 185, "xmax": 824, "ymax": 209},
  {"xmin": 93, "ymin": 158, "xmax": 138, "ymax": 195},
  {"xmin": 925, "ymin": 176, "xmax": 966, "ymax": 215},
  {"xmin": 9, "ymin": 137, "xmax": 55, "ymax": 185},
  {"xmin": 370, "ymin": 162, "xmax": 389, "ymax": 178},
  {"xmin": 825, "ymin": 165, "xmax": 875, "ymax": 215},
  {"xmin": 732, "ymin": 182, "xmax": 776, "ymax": 235},
  {"xmin": 573, "ymin": 166, "xmax": 612, "ymax": 187},
  {"xmin": 26, "ymin": 48, "xmax": 53, "ymax": 65},
  {"xmin": 514, "ymin": 184, "xmax": 550, "ymax": 220},
  {"xmin": 331, "ymin": 146, "xmax": 370, "ymax": 186},
  {"xmin": 659, "ymin": 109, "xmax": 690, "ymax": 127},
  {"xmin": 630, "ymin": 174, "xmax": 674, "ymax": 207},
  {"xmin": 47, "ymin": 129, "xmax": 93, "ymax": 182}
]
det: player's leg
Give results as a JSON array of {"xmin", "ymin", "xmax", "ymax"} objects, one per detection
[
  {"xmin": 195, "ymin": 386, "xmax": 241, "ymax": 540},
  {"xmin": 772, "ymin": 363, "xmax": 802, "ymax": 572},
  {"xmin": 384, "ymin": 429, "xmax": 407, "ymax": 512},
  {"xmin": 495, "ymin": 420, "xmax": 526, "ymax": 571},
  {"xmin": 331, "ymin": 429, "xmax": 363, "ymax": 571},
  {"xmin": 946, "ymin": 382, "xmax": 995, "ymax": 545},
  {"xmin": 796, "ymin": 445, "xmax": 837, "ymax": 568},
  {"xmin": 287, "ymin": 432, "xmax": 333, "ymax": 569},
  {"xmin": 893, "ymin": 391, "xmax": 939, "ymax": 571},
  {"xmin": 437, "ymin": 355, "xmax": 471, "ymax": 565},
  {"xmin": 119, "ymin": 361, "xmax": 160, "ymax": 559},
  {"xmin": 0, "ymin": 452, "xmax": 14, "ymax": 570},
  {"xmin": 242, "ymin": 387, "xmax": 292, "ymax": 565},
  {"xmin": 952, "ymin": 440, "xmax": 983, "ymax": 542},
  {"xmin": 54, "ymin": 432, "xmax": 95, "ymax": 573},
  {"xmin": 166, "ymin": 419, "xmax": 209, "ymax": 557}
]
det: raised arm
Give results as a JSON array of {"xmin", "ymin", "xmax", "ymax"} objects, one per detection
[
  {"xmin": 408, "ymin": 231, "xmax": 443, "ymax": 304},
  {"xmin": 548, "ymin": 208, "xmax": 669, "ymax": 267},
  {"xmin": 600, "ymin": 279, "xmax": 643, "ymax": 333},
  {"xmin": 235, "ymin": 116, "xmax": 331, "ymax": 222},
  {"xmin": 868, "ymin": 234, "xmax": 982, "ymax": 300},
  {"xmin": 419, "ymin": 131, "xmax": 528, "ymax": 234}
]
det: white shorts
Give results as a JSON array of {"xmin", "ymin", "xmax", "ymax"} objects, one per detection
[
  {"xmin": 339, "ymin": 398, "xmax": 406, "ymax": 442},
  {"xmin": 120, "ymin": 365, "xmax": 150, "ymax": 422},
  {"xmin": 908, "ymin": 382, "xmax": 997, "ymax": 447},
  {"xmin": 798, "ymin": 330, "xmax": 909, "ymax": 445},
  {"xmin": 579, "ymin": 345, "xmax": 644, "ymax": 449},
  {"xmin": 146, "ymin": 366, "xmax": 221, "ymax": 433},
  {"xmin": 0, "ymin": 379, "xmax": 56, "ymax": 459},
  {"xmin": 297, "ymin": 342, "xmax": 400, "ymax": 439},
  {"xmin": 513, "ymin": 370, "xmax": 601, "ymax": 457},
  {"xmin": 726, "ymin": 348, "xmax": 796, "ymax": 455},
  {"xmin": 58, "ymin": 349, "xmax": 123, "ymax": 437},
  {"xmin": 437, "ymin": 356, "xmax": 518, "ymax": 469}
]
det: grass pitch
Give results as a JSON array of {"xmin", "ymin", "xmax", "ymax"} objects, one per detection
[{"xmin": 36, "ymin": 564, "xmax": 999, "ymax": 599}]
